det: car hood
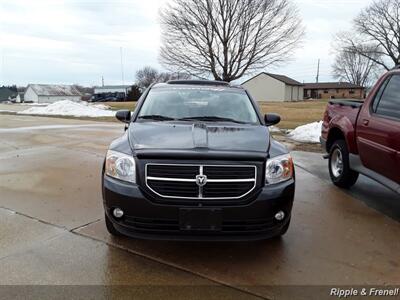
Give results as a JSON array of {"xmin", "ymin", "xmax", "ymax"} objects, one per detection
[{"xmin": 128, "ymin": 122, "xmax": 270, "ymax": 153}]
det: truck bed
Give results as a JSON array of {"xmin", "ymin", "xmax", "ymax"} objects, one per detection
[
  {"xmin": 328, "ymin": 99, "xmax": 364, "ymax": 108},
  {"xmin": 326, "ymin": 99, "xmax": 362, "ymax": 126}
]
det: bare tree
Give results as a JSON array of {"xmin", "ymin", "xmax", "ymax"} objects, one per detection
[
  {"xmin": 157, "ymin": 71, "xmax": 191, "ymax": 83},
  {"xmin": 136, "ymin": 66, "xmax": 159, "ymax": 89},
  {"xmin": 136, "ymin": 66, "xmax": 191, "ymax": 89},
  {"xmin": 337, "ymin": 0, "xmax": 400, "ymax": 70},
  {"xmin": 159, "ymin": 0, "xmax": 304, "ymax": 82},
  {"xmin": 332, "ymin": 46, "xmax": 380, "ymax": 88}
]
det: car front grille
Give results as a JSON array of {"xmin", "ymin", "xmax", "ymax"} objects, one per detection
[{"xmin": 145, "ymin": 164, "xmax": 257, "ymax": 200}]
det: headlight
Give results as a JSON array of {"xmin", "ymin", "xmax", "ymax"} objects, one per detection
[
  {"xmin": 105, "ymin": 150, "xmax": 136, "ymax": 183},
  {"xmin": 265, "ymin": 154, "xmax": 294, "ymax": 185}
]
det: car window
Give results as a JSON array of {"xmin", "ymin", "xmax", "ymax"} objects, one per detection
[
  {"xmin": 138, "ymin": 87, "xmax": 259, "ymax": 124},
  {"xmin": 374, "ymin": 75, "xmax": 400, "ymax": 119},
  {"xmin": 371, "ymin": 76, "xmax": 390, "ymax": 112}
]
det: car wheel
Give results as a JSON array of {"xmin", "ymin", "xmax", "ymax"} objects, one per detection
[
  {"xmin": 329, "ymin": 140, "xmax": 359, "ymax": 188},
  {"xmin": 105, "ymin": 214, "xmax": 124, "ymax": 237},
  {"xmin": 278, "ymin": 218, "xmax": 290, "ymax": 236},
  {"xmin": 269, "ymin": 218, "xmax": 291, "ymax": 240}
]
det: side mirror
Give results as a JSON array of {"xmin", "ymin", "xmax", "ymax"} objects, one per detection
[
  {"xmin": 264, "ymin": 113, "xmax": 281, "ymax": 126},
  {"xmin": 116, "ymin": 110, "xmax": 131, "ymax": 124}
]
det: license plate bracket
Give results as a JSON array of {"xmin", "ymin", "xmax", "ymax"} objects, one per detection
[{"xmin": 179, "ymin": 208, "xmax": 222, "ymax": 231}]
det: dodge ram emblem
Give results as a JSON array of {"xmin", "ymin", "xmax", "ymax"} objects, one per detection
[{"xmin": 196, "ymin": 175, "xmax": 208, "ymax": 187}]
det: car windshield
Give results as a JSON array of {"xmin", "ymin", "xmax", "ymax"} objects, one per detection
[{"xmin": 137, "ymin": 86, "xmax": 259, "ymax": 124}]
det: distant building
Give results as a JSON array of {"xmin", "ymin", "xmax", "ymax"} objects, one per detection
[
  {"xmin": 241, "ymin": 73, "xmax": 304, "ymax": 102},
  {"xmin": 0, "ymin": 87, "xmax": 18, "ymax": 102},
  {"xmin": 93, "ymin": 85, "xmax": 132, "ymax": 102},
  {"xmin": 303, "ymin": 82, "xmax": 365, "ymax": 100},
  {"xmin": 94, "ymin": 85, "xmax": 131, "ymax": 96},
  {"xmin": 15, "ymin": 92, "xmax": 25, "ymax": 103},
  {"xmin": 24, "ymin": 84, "xmax": 82, "ymax": 103}
]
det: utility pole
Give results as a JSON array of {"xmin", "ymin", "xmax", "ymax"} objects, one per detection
[
  {"xmin": 120, "ymin": 47, "xmax": 125, "ymax": 86},
  {"xmin": 316, "ymin": 59, "xmax": 320, "ymax": 83}
]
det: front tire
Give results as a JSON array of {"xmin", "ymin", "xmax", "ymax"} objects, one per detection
[
  {"xmin": 278, "ymin": 218, "xmax": 290, "ymax": 236},
  {"xmin": 105, "ymin": 213, "xmax": 124, "ymax": 237},
  {"xmin": 270, "ymin": 218, "xmax": 291, "ymax": 240},
  {"xmin": 329, "ymin": 140, "xmax": 359, "ymax": 188}
]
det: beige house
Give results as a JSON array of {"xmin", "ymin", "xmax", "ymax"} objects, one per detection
[{"xmin": 241, "ymin": 72, "xmax": 304, "ymax": 102}]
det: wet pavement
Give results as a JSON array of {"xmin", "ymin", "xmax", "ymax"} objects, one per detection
[
  {"xmin": 0, "ymin": 114, "xmax": 399, "ymax": 299},
  {"xmin": 292, "ymin": 151, "xmax": 400, "ymax": 222}
]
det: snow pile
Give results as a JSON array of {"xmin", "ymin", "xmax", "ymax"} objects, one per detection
[
  {"xmin": 21, "ymin": 103, "xmax": 50, "ymax": 106},
  {"xmin": 287, "ymin": 121, "xmax": 322, "ymax": 143},
  {"xmin": 18, "ymin": 100, "xmax": 116, "ymax": 118},
  {"xmin": 268, "ymin": 126, "xmax": 281, "ymax": 133},
  {"xmin": 91, "ymin": 103, "xmax": 111, "ymax": 110}
]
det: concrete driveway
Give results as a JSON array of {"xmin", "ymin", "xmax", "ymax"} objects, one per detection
[{"xmin": 0, "ymin": 114, "xmax": 399, "ymax": 299}]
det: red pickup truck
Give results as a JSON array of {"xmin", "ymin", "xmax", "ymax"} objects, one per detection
[{"xmin": 321, "ymin": 67, "xmax": 400, "ymax": 194}]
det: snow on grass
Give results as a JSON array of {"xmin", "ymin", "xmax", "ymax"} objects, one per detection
[
  {"xmin": 20, "ymin": 103, "xmax": 50, "ymax": 106},
  {"xmin": 287, "ymin": 121, "xmax": 322, "ymax": 143},
  {"xmin": 18, "ymin": 100, "xmax": 116, "ymax": 118}
]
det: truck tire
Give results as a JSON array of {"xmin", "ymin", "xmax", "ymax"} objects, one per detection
[
  {"xmin": 329, "ymin": 140, "xmax": 359, "ymax": 188},
  {"xmin": 105, "ymin": 214, "xmax": 124, "ymax": 237}
]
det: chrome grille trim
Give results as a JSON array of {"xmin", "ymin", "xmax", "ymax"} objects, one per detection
[
  {"xmin": 146, "ymin": 177, "xmax": 255, "ymax": 183},
  {"xmin": 145, "ymin": 163, "xmax": 257, "ymax": 200}
]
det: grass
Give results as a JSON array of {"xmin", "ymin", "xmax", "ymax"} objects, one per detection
[
  {"xmin": 107, "ymin": 100, "xmax": 328, "ymax": 129},
  {"xmin": 258, "ymin": 100, "xmax": 328, "ymax": 129},
  {"xmin": 107, "ymin": 102, "xmax": 137, "ymax": 111}
]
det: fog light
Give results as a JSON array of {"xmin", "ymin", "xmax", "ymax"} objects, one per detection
[
  {"xmin": 113, "ymin": 208, "xmax": 124, "ymax": 219},
  {"xmin": 275, "ymin": 211, "xmax": 285, "ymax": 221}
]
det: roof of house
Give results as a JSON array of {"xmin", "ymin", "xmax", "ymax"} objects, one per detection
[
  {"xmin": 303, "ymin": 82, "xmax": 364, "ymax": 90},
  {"xmin": 27, "ymin": 84, "xmax": 82, "ymax": 96},
  {"xmin": 241, "ymin": 72, "xmax": 303, "ymax": 86},
  {"xmin": 0, "ymin": 88, "xmax": 18, "ymax": 101},
  {"xmin": 95, "ymin": 85, "xmax": 131, "ymax": 90}
]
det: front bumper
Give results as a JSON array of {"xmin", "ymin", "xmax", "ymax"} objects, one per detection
[{"xmin": 103, "ymin": 176, "xmax": 295, "ymax": 241}]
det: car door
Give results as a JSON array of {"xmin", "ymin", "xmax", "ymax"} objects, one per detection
[{"xmin": 356, "ymin": 74, "xmax": 400, "ymax": 184}]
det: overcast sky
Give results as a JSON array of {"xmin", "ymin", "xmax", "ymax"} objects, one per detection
[{"xmin": 0, "ymin": 0, "xmax": 374, "ymax": 87}]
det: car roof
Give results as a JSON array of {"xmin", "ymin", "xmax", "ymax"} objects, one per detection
[{"xmin": 152, "ymin": 80, "xmax": 244, "ymax": 91}]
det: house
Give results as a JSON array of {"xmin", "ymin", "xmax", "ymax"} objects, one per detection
[
  {"xmin": 24, "ymin": 84, "xmax": 82, "ymax": 103},
  {"xmin": 15, "ymin": 92, "xmax": 25, "ymax": 103},
  {"xmin": 14, "ymin": 87, "xmax": 26, "ymax": 103},
  {"xmin": 241, "ymin": 73, "xmax": 304, "ymax": 102},
  {"xmin": 303, "ymin": 82, "xmax": 365, "ymax": 100},
  {"xmin": 0, "ymin": 87, "xmax": 18, "ymax": 102}
]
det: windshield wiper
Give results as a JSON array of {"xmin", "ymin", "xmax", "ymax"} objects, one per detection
[
  {"xmin": 138, "ymin": 115, "xmax": 176, "ymax": 121},
  {"xmin": 178, "ymin": 116, "xmax": 247, "ymax": 124}
]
